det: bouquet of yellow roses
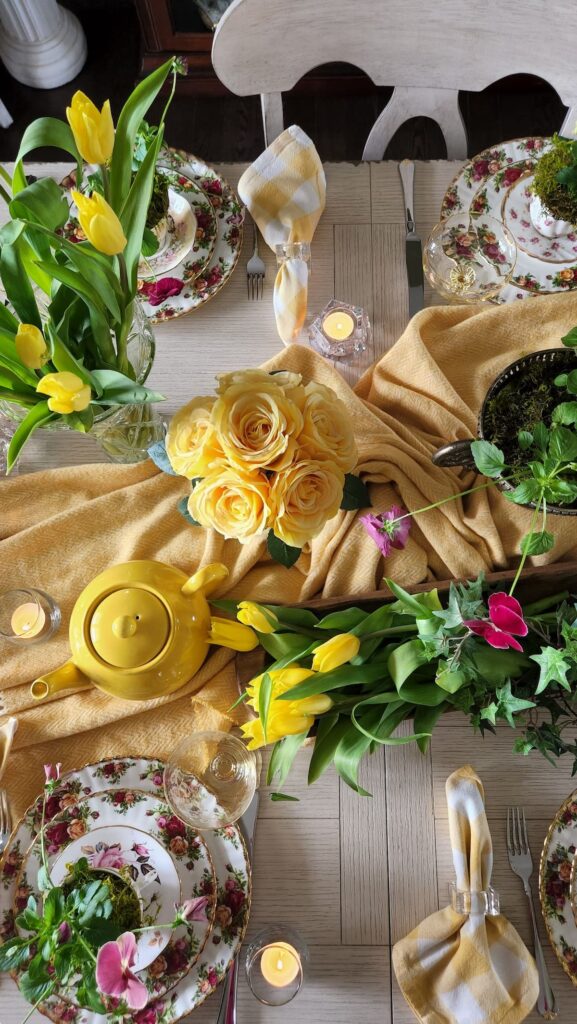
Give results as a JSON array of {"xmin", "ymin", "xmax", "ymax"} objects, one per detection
[{"xmin": 151, "ymin": 368, "xmax": 368, "ymax": 564}]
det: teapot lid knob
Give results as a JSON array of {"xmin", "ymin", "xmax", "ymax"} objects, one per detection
[{"xmin": 112, "ymin": 615, "xmax": 138, "ymax": 639}]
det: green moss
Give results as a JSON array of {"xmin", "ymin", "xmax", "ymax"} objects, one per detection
[
  {"xmin": 533, "ymin": 137, "xmax": 577, "ymax": 223},
  {"xmin": 146, "ymin": 171, "xmax": 170, "ymax": 230},
  {"xmin": 62, "ymin": 864, "xmax": 142, "ymax": 933}
]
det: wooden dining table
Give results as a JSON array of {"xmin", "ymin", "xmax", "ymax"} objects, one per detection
[{"xmin": 2, "ymin": 158, "xmax": 576, "ymax": 1023}]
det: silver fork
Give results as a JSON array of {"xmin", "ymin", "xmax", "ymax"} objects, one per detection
[
  {"xmin": 246, "ymin": 215, "xmax": 265, "ymax": 300},
  {"xmin": 507, "ymin": 807, "xmax": 557, "ymax": 1019},
  {"xmin": 0, "ymin": 789, "xmax": 12, "ymax": 857}
]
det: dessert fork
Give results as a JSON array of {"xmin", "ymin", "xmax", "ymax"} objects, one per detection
[
  {"xmin": 246, "ymin": 216, "xmax": 265, "ymax": 300},
  {"xmin": 506, "ymin": 807, "xmax": 557, "ymax": 1019}
]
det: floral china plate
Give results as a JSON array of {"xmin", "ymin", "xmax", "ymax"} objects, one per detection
[
  {"xmin": 441, "ymin": 137, "xmax": 577, "ymax": 300},
  {"xmin": 137, "ymin": 169, "xmax": 217, "ymax": 281},
  {"xmin": 501, "ymin": 172, "xmax": 577, "ymax": 264},
  {"xmin": 14, "ymin": 790, "xmax": 216, "ymax": 1008},
  {"xmin": 137, "ymin": 147, "xmax": 244, "ymax": 324},
  {"xmin": 0, "ymin": 758, "xmax": 251, "ymax": 1024},
  {"xmin": 539, "ymin": 788, "xmax": 577, "ymax": 985}
]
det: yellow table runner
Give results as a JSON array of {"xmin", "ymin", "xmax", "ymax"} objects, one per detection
[{"xmin": 2, "ymin": 292, "xmax": 577, "ymax": 817}]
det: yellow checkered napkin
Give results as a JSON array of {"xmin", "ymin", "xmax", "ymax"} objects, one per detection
[
  {"xmin": 238, "ymin": 125, "xmax": 326, "ymax": 345},
  {"xmin": 393, "ymin": 766, "xmax": 538, "ymax": 1024}
]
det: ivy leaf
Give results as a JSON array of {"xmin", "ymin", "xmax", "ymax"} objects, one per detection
[
  {"xmin": 561, "ymin": 325, "xmax": 577, "ymax": 347},
  {"xmin": 148, "ymin": 439, "xmax": 177, "ymax": 475},
  {"xmin": 495, "ymin": 683, "xmax": 535, "ymax": 727},
  {"xmin": 520, "ymin": 530, "xmax": 555, "ymax": 556},
  {"xmin": 177, "ymin": 495, "xmax": 200, "ymax": 526},
  {"xmin": 552, "ymin": 402, "xmax": 577, "ymax": 426},
  {"xmin": 531, "ymin": 646, "xmax": 572, "ymax": 694},
  {"xmin": 267, "ymin": 530, "xmax": 301, "ymax": 568},
  {"xmin": 471, "ymin": 439, "xmax": 506, "ymax": 478},
  {"xmin": 435, "ymin": 661, "xmax": 467, "ymax": 694},
  {"xmin": 480, "ymin": 702, "xmax": 498, "ymax": 726},
  {"xmin": 518, "ymin": 430, "xmax": 534, "ymax": 450},
  {"xmin": 340, "ymin": 473, "xmax": 371, "ymax": 511}
]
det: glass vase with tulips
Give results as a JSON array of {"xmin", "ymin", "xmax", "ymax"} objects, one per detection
[
  {"xmin": 0, "ymin": 58, "xmax": 185, "ymax": 471},
  {"xmin": 219, "ymin": 584, "xmax": 577, "ymax": 798}
]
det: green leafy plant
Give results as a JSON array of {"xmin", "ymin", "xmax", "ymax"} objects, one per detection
[
  {"xmin": 0, "ymin": 58, "xmax": 186, "ymax": 470},
  {"xmin": 532, "ymin": 134, "xmax": 577, "ymax": 223}
]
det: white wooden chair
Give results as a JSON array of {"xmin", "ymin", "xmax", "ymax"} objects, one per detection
[{"xmin": 212, "ymin": 0, "xmax": 577, "ymax": 159}]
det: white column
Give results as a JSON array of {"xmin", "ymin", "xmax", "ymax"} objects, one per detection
[{"xmin": 0, "ymin": 0, "xmax": 86, "ymax": 89}]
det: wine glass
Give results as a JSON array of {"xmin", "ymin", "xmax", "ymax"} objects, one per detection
[
  {"xmin": 423, "ymin": 213, "xmax": 517, "ymax": 303},
  {"xmin": 164, "ymin": 730, "xmax": 260, "ymax": 830}
]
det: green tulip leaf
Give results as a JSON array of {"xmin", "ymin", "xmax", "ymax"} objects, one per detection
[
  {"xmin": 258, "ymin": 671, "xmax": 273, "ymax": 744},
  {"xmin": 414, "ymin": 703, "xmax": 449, "ymax": 753},
  {"xmin": 266, "ymin": 732, "xmax": 308, "ymax": 788},
  {"xmin": 13, "ymin": 117, "xmax": 81, "ymax": 194},
  {"xmin": 9, "ymin": 177, "xmax": 69, "ymax": 232},
  {"xmin": 384, "ymin": 579, "xmax": 434, "ymax": 619},
  {"xmin": 388, "ymin": 638, "xmax": 428, "ymax": 690},
  {"xmin": 317, "ymin": 607, "xmax": 368, "ymax": 631},
  {"xmin": 277, "ymin": 662, "xmax": 387, "ymax": 701},
  {"xmin": 7, "ymin": 400, "xmax": 55, "ymax": 472},
  {"xmin": 0, "ymin": 241, "xmax": 41, "ymax": 328},
  {"xmin": 90, "ymin": 370, "xmax": 165, "ymax": 405}
]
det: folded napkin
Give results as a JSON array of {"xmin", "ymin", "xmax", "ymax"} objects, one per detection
[
  {"xmin": 4, "ymin": 294, "xmax": 577, "ymax": 817},
  {"xmin": 238, "ymin": 125, "xmax": 326, "ymax": 344},
  {"xmin": 0, "ymin": 716, "xmax": 17, "ymax": 782},
  {"xmin": 393, "ymin": 765, "xmax": 538, "ymax": 1024}
]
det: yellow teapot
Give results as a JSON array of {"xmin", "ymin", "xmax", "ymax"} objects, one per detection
[{"xmin": 31, "ymin": 561, "xmax": 257, "ymax": 702}]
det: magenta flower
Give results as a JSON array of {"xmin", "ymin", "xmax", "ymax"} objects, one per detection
[
  {"xmin": 463, "ymin": 592, "xmax": 528, "ymax": 652},
  {"xmin": 175, "ymin": 895, "xmax": 209, "ymax": 924},
  {"xmin": 57, "ymin": 921, "xmax": 71, "ymax": 944},
  {"xmin": 139, "ymin": 276, "xmax": 184, "ymax": 307},
  {"xmin": 44, "ymin": 763, "xmax": 62, "ymax": 783},
  {"xmin": 95, "ymin": 932, "xmax": 148, "ymax": 1010},
  {"xmin": 360, "ymin": 506, "xmax": 411, "ymax": 557}
]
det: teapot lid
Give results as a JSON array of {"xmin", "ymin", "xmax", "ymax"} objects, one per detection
[{"xmin": 89, "ymin": 588, "xmax": 170, "ymax": 668}]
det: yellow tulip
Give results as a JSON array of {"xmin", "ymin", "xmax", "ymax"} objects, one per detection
[
  {"xmin": 311, "ymin": 633, "xmax": 360, "ymax": 673},
  {"xmin": 208, "ymin": 616, "xmax": 258, "ymax": 652},
  {"xmin": 36, "ymin": 372, "xmax": 91, "ymax": 415},
  {"xmin": 240, "ymin": 666, "xmax": 333, "ymax": 749},
  {"xmin": 237, "ymin": 601, "xmax": 278, "ymax": 634},
  {"xmin": 71, "ymin": 190, "xmax": 127, "ymax": 256},
  {"xmin": 66, "ymin": 91, "xmax": 114, "ymax": 165},
  {"xmin": 15, "ymin": 323, "xmax": 48, "ymax": 369}
]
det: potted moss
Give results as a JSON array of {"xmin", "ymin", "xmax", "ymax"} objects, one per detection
[
  {"xmin": 133, "ymin": 121, "xmax": 170, "ymax": 254},
  {"xmin": 531, "ymin": 135, "xmax": 577, "ymax": 237}
]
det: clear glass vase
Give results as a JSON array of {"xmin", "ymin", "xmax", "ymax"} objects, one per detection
[{"xmin": 0, "ymin": 301, "xmax": 164, "ymax": 467}]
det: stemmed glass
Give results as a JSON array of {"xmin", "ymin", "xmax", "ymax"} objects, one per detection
[
  {"xmin": 164, "ymin": 730, "xmax": 260, "ymax": 830},
  {"xmin": 423, "ymin": 213, "xmax": 517, "ymax": 303}
]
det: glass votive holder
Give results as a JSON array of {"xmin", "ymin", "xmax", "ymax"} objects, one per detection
[
  {"xmin": 245, "ymin": 924, "xmax": 308, "ymax": 1006},
  {"xmin": 275, "ymin": 242, "xmax": 311, "ymax": 268},
  {"xmin": 308, "ymin": 298, "xmax": 372, "ymax": 361},
  {"xmin": 0, "ymin": 588, "xmax": 61, "ymax": 645}
]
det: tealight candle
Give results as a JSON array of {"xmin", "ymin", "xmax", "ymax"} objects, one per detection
[
  {"xmin": 11, "ymin": 601, "xmax": 46, "ymax": 639},
  {"xmin": 322, "ymin": 309, "xmax": 355, "ymax": 341},
  {"xmin": 260, "ymin": 942, "xmax": 301, "ymax": 987}
]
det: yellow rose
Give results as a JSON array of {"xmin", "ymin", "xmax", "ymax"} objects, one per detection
[
  {"xmin": 237, "ymin": 601, "xmax": 278, "ymax": 634},
  {"xmin": 240, "ymin": 666, "xmax": 333, "ymax": 749},
  {"xmin": 36, "ymin": 371, "xmax": 91, "ymax": 414},
  {"xmin": 212, "ymin": 378, "xmax": 304, "ymax": 471},
  {"xmin": 166, "ymin": 397, "xmax": 223, "ymax": 478},
  {"xmin": 66, "ymin": 91, "xmax": 114, "ymax": 165},
  {"xmin": 298, "ymin": 381, "xmax": 358, "ymax": 472},
  {"xmin": 15, "ymin": 323, "xmax": 48, "ymax": 369},
  {"xmin": 311, "ymin": 633, "xmax": 361, "ymax": 673},
  {"xmin": 188, "ymin": 466, "xmax": 274, "ymax": 543},
  {"xmin": 217, "ymin": 368, "xmax": 303, "ymax": 397},
  {"xmin": 270, "ymin": 459, "xmax": 344, "ymax": 548},
  {"xmin": 71, "ymin": 190, "xmax": 127, "ymax": 256}
]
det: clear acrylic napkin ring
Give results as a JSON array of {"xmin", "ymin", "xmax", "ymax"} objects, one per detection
[
  {"xmin": 449, "ymin": 881, "xmax": 500, "ymax": 915},
  {"xmin": 275, "ymin": 242, "xmax": 311, "ymax": 268}
]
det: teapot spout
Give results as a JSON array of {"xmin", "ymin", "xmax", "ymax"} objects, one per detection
[
  {"xmin": 182, "ymin": 562, "xmax": 229, "ymax": 597},
  {"xmin": 31, "ymin": 662, "xmax": 92, "ymax": 701}
]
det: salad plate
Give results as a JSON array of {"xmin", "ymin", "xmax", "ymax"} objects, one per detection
[{"xmin": 539, "ymin": 788, "xmax": 577, "ymax": 985}]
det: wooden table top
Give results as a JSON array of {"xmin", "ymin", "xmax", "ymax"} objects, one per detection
[{"xmin": 3, "ymin": 160, "xmax": 576, "ymax": 1023}]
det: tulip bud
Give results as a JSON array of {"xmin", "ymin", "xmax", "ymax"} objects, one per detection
[
  {"xmin": 71, "ymin": 190, "xmax": 127, "ymax": 256},
  {"xmin": 237, "ymin": 601, "xmax": 278, "ymax": 634},
  {"xmin": 15, "ymin": 323, "xmax": 48, "ymax": 369},
  {"xmin": 66, "ymin": 91, "xmax": 114, "ymax": 165},
  {"xmin": 44, "ymin": 763, "xmax": 62, "ymax": 783},
  {"xmin": 311, "ymin": 633, "xmax": 361, "ymax": 673},
  {"xmin": 36, "ymin": 372, "xmax": 91, "ymax": 415}
]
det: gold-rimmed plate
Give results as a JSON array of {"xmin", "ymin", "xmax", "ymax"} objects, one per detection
[{"xmin": 539, "ymin": 788, "xmax": 577, "ymax": 985}]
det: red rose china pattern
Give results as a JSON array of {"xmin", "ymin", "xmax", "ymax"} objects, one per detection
[
  {"xmin": 441, "ymin": 137, "xmax": 577, "ymax": 300},
  {"xmin": 540, "ymin": 789, "xmax": 577, "ymax": 984},
  {"xmin": 501, "ymin": 172, "xmax": 577, "ymax": 263},
  {"xmin": 0, "ymin": 758, "xmax": 251, "ymax": 1024}
]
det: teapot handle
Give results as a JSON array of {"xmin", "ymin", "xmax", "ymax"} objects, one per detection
[
  {"xmin": 182, "ymin": 563, "xmax": 229, "ymax": 597},
  {"xmin": 431, "ymin": 439, "xmax": 476, "ymax": 468}
]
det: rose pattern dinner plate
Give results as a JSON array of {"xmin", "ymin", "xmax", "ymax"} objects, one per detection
[
  {"xmin": 501, "ymin": 172, "xmax": 577, "ymax": 264},
  {"xmin": 441, "ymin": 137, "xmax": 577, "ymax": 300},
  {"xmin": 138, "ymin": 170, "xmax": 217, "ymax": 282},
  {"xmin": 0, "ymin": 757, "xmax": 251, "ymax": 1024},
  {"xmin": 539, "ymin": 788, "xmax": 577, "ymax": 985},
  {"xmin": 137, "ymin": 148, "xmax": 244, "ymax": 324},
  {"xmin": 14, "ymin": 791, "xmax": 216, "ymax": 1006}
]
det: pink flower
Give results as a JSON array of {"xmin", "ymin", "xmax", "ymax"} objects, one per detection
[
  {"xmin": 176, "ymin": 896, "xmax": 209, "ymax": 923},
  {"xmin": 90, "ymin": 845, "xmax": 125, "ymax": 869},
  {"xmin": 44, "ymin": 764, "xmax": 62, "ymax": 782},
  {"xmin": 360, "ymin": 506, "xmax": 411, "ymax": 557},
  {"xmin": 140, "ymin": 276, "xmax": 184, "ymax": 306},
  {"xmin": 463, "ymin": 592, "xmax": 528, "ymax": 652},
  {"xmin": 95, "ymin": 932, "xmax": 148, "ymax": 1010},
  {"xmin": 133, "ymin": 843, "xmax": 149, "ymax": 857},
  {"xmin": 57, "ymin": 921, "xmax": 71, "ymax": 944}
]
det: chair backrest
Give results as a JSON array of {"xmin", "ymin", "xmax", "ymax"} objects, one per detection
[{"xmin": 212, "ymin": 0, "xmax": 577, "ymax": 158}]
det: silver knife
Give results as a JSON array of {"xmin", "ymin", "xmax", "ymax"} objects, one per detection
[
  {"xmin": 399, "ymin": 159, "xmax": 424, "ymax": 317},
  {"xmin": 216, "ymin": 791, "xmax": 260, "ymax": 1024}
]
